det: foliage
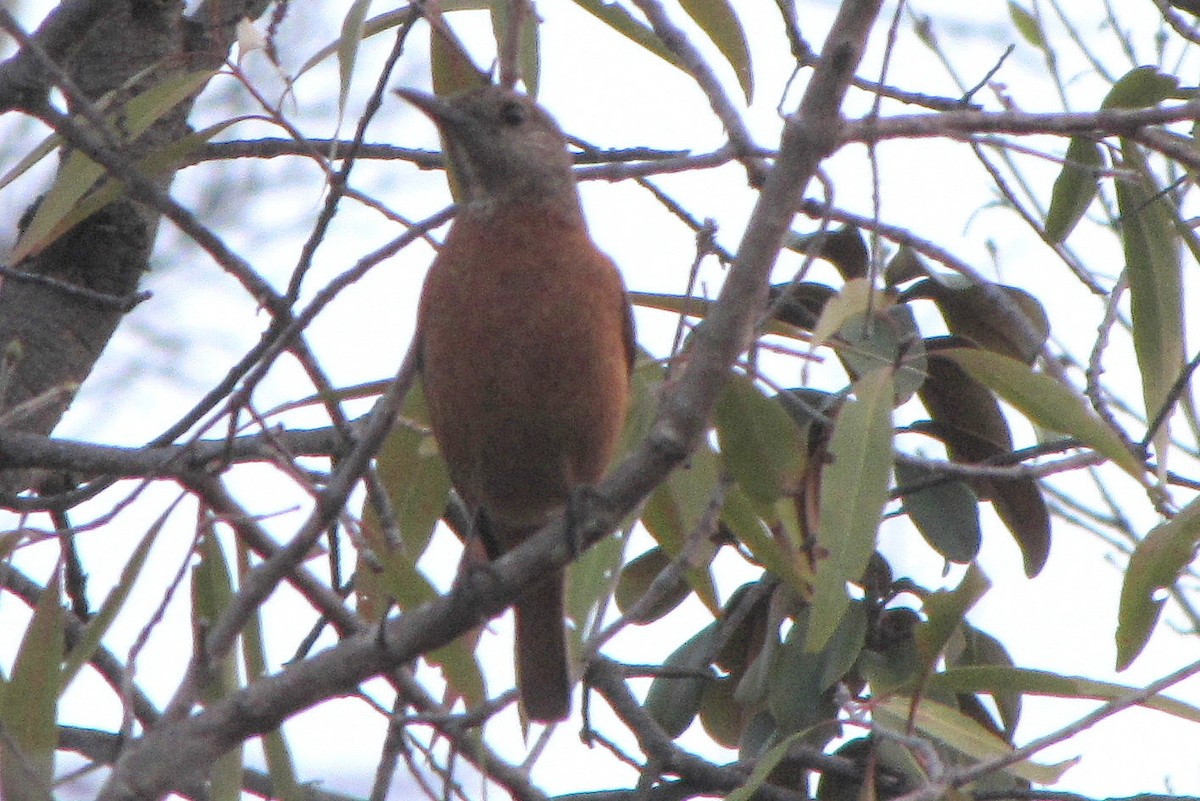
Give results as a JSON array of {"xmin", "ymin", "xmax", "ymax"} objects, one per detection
[{"xmin": 1, "ymin": 1, "xmax": 1200, "ymax": 800}]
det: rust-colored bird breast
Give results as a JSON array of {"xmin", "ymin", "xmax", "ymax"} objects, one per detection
[
  {"xmin": 419, "ymin": 202, "xmax": 631, "ymax": 534},
  {"xmin": 405, "ymin": 82, "xmax": 633, "ymax": 723}
]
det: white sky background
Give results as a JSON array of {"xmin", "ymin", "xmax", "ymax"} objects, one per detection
[{"xmin": 1, "ymin": 0, "xmax": 1199, "ymax": 798}]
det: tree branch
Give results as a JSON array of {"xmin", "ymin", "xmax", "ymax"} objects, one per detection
[
  {"xmin": 95, "ymin": 0, "xmax": 886, "ymax": 795},
  {"xmin": 842, "ymin": 102, "xmax": 1200, "ymax": 148}
]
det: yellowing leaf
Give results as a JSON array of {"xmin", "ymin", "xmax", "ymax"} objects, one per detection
[
  {"xmin": 679, "ymin": 0, "xmax": 752, "ymax": 101},
  {"xmin": 931, "ymin": 665, "xmax": 1200, "ymax": 724},
  {"xmin": 811, "ymin": 277, "xmax": 875, "ymax": 352},
  {"xmin": 877, "ymin": 696, "xmax": 1077, "ymax": 785}
]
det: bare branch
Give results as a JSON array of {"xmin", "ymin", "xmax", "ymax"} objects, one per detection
[{"xmin": 843, "ymin": 102, "xmax": 1200, "ymax": 145}]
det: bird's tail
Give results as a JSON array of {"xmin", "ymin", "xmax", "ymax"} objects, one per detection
[{"xmin": 513, "ymin": 572, "xmax": 570, "ymax": 722}]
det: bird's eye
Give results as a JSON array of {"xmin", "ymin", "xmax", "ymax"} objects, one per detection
[{"xmin": 499, "ymin": 100, "xmax": 527, "ymax": 127}]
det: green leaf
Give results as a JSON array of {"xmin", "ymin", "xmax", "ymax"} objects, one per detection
[
  {"xmin": 12, "ymin": 71, "xmax": 222, "ymax": 262},
  {"xmin": 116, "ymin": 68, "xmax": 217, "ymax": 141},
  {"xmin": 367, "ymin": 412, "xmax": 486, "ymax": 711},
  {"xmin": 835, "ymin": 305, "xmax": 928, "ymax": 403},
  {"xmin": 629, "ymin": 290, "xmax": 718, "ymax": 320},
  {"xmin": 1115, "ymin": 144, "xmax": 1184, "ymax": 458},
  {"xmin": 430, "ymin": 16, "xmax": 489, "ymax": 103},
  {"xmin": 914, "ymin": 565, "xmax": 992, "ymax": 671},
  {"xmin": 193, "ymin": 534, "xmax": 242, "ymax": 801},
  {"xmin": 490, "ymin": 0, "xmax": 540, "ymax": 94},
  {"xmin": 807, "ymin": 368, "xmax": 894, "ymax": 652},
  {"xmin": 699, "ymin": 675, "xmax": 743, "ymax": 748},
  {"xmin": 948, "ymin": 625, "xmax": 1022, "ymax": 737},
  {"xmin": 818, "ymin": 738, "xmax": 920, "ymax": 801},
  {"xmin": 769, "ymin": 281, "xmax": 836, "ymax": 331},
  {"xmin": 192, "ymin": 537, "xmax": 237, "ymax": 704},
  {"xmin": 14, "ymin": 159, "xmax": 98, "ymax": 263},
  {"xmin": 858, "ymin": 610, "xmax": 921, "ymax": 694},
  {"xmin": 918, "ymin": 348, "xmax": 1050, "ymax": 576},
  {"xmin": 569, "ymin": 521, "xmax": 629, "ymax": 639},
  {"xmin": 1045, "ymin": 137, "xmax": 1104, "ymax": 243},
  {"xmin": 727, "ymin": 728, "xmax": 810, "ymax": 801},
  {"xmin": 770, "ymin": 602, "xmax": 866, "ymax": 733},
  {"xmin": 62, "ymin": 498, "xmax": 177, "ymax": 689},
  {"xmin": 338, "ymin": 0, "xmax": 374, "ymax": 124},
  {"xmin": 715, "ymin": 373, "xmax": 807, "ymax": 505},
  {"xmin": 1117, "ymin": 496, "xmax": 1200, "ymax": 669},
  {"xmin": 895, "ymin": 459, "xmax": 981, "ymax": 563},
  {"xmin": 368, "ymin": 380, "xmax": 451, "ymax": 561},
  {"xmin": 0, "ymin": 569, "xmax": 63, "ymax": 801},
  {"xmin": 679, "ymin": 0, "xmax": 753, "ymax": 101},
  {"xmin": 721, "ymin": 484, "xmax": 810, "ymax": 594},
  {"xmin": 787, "ymin": 226, "xmax": 869, "ymax": 281},
  {"xmin": 395, "ymin": 550, "xmax": 490, "ymax": 708},
  {"xmin": 570, "ymin": 0, "xmax": 685, "ymax": 71},
  {"xmin": 941, "ymin": 348, "xmax": 1144, "ymax": 479},
  {"xmin": 615, "ymin": 546, "xmax": 689, "ymax": 623},
  {"xmin": 641, "ymin": 443, "xmax": 721, "ymax": 614},
  {"xmin": 1008, "ymin": 2, "xmax": 1047, "ymax": 50},
  {"xmin": 877, "ymin": 696, "xmax": 1077, "ymax": 784},
  {"xmin": 989, "ymin": 476, "xmax": 1051, "ymax": 579},
  {"xmin": 644, "ymin": 624, "xmax": 718, "ymax": 737},
  {"xmin": 930, "ymin": 665, "xmax": 1200, "ymax": 724},
  {"xmin": 299, "ymin": 7, "xmax": 484, "ymax": 78},
  {"xmin": 236, "ymin": 546, "xmax": 303, "ymax": 801},
  {"xmin": 0, "ymin": 132, "xmax": 63, "ymax": 191},
  {"xmin": 1102, "ymin": 66, "xmax": 1180, "ymax": 109},
  {"xmin": 919, "ymin": 349, "xmax": 1014, "ymax": 458},
  {"xmin": 885, "ymin": 245, "xmax": 929, "ymax": 286}
]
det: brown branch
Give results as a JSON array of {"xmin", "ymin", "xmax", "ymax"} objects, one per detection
[
  {"xmin": 586, "ymin": 657, "xmax": 806, "ymax": 801},
  {"xmin": 843, "ymin": 102, "xmax": 1200, "ymax": 144},
  {"xmin": 198, "ymin": 138, "xmax": 691, "ymax": 166},
  {"xmin": 895, "ymin": 658, "xmax": 1200, "ymax": 801},
  {"xmin": 95, "ymin": 0, "xmax": 885, "ymax": 796},
  {"xmin": 627, "ymin": 0, "xmax": 767, "ymax": 184},
  {"xmin": 185, "ymin": 475, "xmax": 545, "ymax": 801},
  {"xmin": 57, "ymin": 725, "xmax": 361, "ymax": 801}
]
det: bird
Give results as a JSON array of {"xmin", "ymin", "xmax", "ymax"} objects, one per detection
[{"xmin": 398, "ymin": 84, "xmax": 635, "ymax": 722}]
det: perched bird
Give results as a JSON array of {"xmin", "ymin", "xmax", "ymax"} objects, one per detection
[{"xmin": 398, "ymin": 84, "xmax": 635, "ymax": 722}]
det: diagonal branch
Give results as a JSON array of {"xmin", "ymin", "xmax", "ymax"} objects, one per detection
[{"xmin": 95, "ymin": 0, "xmax": 886, "ymax": 797}]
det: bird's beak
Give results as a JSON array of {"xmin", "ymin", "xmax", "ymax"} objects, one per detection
[{"xmin": 395, "ymin": 87, "xmax": 469, "ymax": 130}]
